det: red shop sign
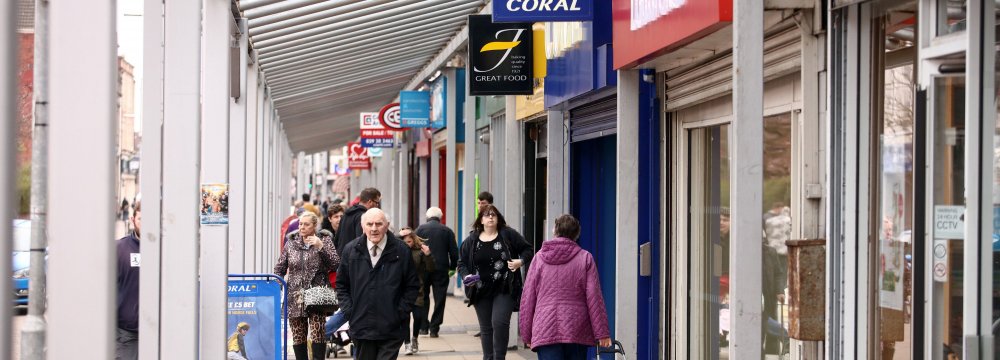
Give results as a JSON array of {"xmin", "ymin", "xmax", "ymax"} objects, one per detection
[
  {"xmin": 612, "ymin": 0, "xmax": 732, "ymax": 69},
  {"xmin": 347, "ymin": 142, "xmax": 371, "ymax": 170},
  {"xmin": 378, "ymin": 103, "xmax": 405, "ymax": 132}
]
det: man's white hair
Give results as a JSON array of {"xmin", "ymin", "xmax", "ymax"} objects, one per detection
[
  {"xmin": 425, "ymin": 207, "xmax": 443, "ymax": 220},
  {"xmin": 361, "ymin": 207, "xmax": 389, "ymax": 224}
]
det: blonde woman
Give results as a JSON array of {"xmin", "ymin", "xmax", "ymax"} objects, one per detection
[{"xmin": 275, "ymin": 211, "xmax": 340, "ymax": 360}]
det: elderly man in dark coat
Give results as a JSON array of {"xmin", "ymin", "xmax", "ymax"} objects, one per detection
[
  {"xmin": 414, "ymin": 206, "xmax": 458, "ymax": 337},
  {"xmin": 336, "ymin": 208, "xmax": 419, "ymax": 360}
]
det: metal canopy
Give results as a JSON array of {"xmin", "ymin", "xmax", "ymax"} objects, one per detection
[{"xmin": 241, "ymin": 0, "xmax": 485, "ymax": 153}]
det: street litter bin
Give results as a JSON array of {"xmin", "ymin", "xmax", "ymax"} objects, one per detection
[{"xmin": 786, "ymin": 239, "xmax": 825, "ymax": 341}]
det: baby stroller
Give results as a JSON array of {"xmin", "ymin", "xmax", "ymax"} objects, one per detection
[{"xmin": 326, "ymin": 322, "xmax": 351, "ymax": 358}]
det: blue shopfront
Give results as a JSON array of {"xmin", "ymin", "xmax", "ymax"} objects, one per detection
[{"xmin": 543, "ymin": 1, "xmax": 661, "ymax": 358}]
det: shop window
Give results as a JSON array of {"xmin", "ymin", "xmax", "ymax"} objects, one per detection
[
  {"xmin": 761, "ymin": 113, "xmax": 792, "ymax": 356},
  {"xmin": 877, "ymin": 63, "xmax": 916, "ymax": 360},
  {"xmin": 936, "ymin": 0, "xmax": 967, "ymax": 36},
  {"xmin": 687, "ymin": 124, "xmax": 729, "ymax": 359},
  {"xmin": 932, "ymin": 75, "xmax": 966, "ymax": 358},
  {"xmin": 991, "ymin": 44, "xmax": 999, "ymax": 355},
  {"xmin": 687, "ymin": 113, "xmax": 792, "ymax": 358}
]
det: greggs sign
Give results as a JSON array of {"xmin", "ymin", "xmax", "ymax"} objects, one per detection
[{"xmin": 612, "ymin": 0, "xmax": 732, "ymax": 69}]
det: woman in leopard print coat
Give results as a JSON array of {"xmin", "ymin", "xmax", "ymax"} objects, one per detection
[{"xmin": 274, "ymin": 211, "xmax": 339, "ymax": 360}]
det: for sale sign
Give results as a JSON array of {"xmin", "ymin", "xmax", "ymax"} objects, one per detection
[
  {"xmin": 347, "ymin": 142, "xmax": 371, "ymax": 170},
  {"xmin": 468, "ymin": 15, "xmax": 533, "ymax": 95},
  {"xmin": 360, "ymin": 112, "xmax": 393, "ymax": 148}
]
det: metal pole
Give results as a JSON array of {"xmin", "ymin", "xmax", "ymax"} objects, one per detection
[
  {"xmin": 444, "ymin": 68, "xmax": 457, "ymax": 237},
  {"xmin": 463, "ymin": 75, "xmax": 476, "ymax": 237},
  {"xmin": 244, "ymin": 69, "xmax": 259, "ymax": 273},
  {"xmin": 139, "ymin": 0, "xmax": 165, "ymax": 357},
  {"xmin": 200, "ymin": 0, "xmax": 231, "ymax": 357},
  {"xmin": 230, "ymin": 18, "xmax": 249, "ymax": 274},
  {"xmin": 616, "ymin": 69, "xmax": 640, "ymax": 358},
  {"xmin": 48, "ymin": 0, "xmax": 117, "ymax": 357},
  {"xmin": 730, "ymin": 0, "xmax": 764, "ymax": 357},
  {"xmin": 0, "ymin": 0, "xmax": 17, "ymax": 357},
  {"xmin": 161, "ymin": 0, "xmax": 202, "ymax": 356},
  {"xmin": 21, "ymin": 0, "xmax": 49, "ymax": 360},
  {"xmin": 21, "ymin": 0, "xmax": 48, "ymax": 357},
  {"xmin": 545, "ymin": 109, "xmax": 565, "ymax": 237},
  {"xmin": 502, "ymin": 95, "xmax": 521, "ymax": 349}
]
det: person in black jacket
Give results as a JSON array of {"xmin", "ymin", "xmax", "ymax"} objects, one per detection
[
  {"xmin": 334, "ymin": 188, "xmax": 381, "ymax": 257},
  {"xmin": 414, "ymin": 206, "xmax": 458, "ymax": 338},
  {"xmin": 457, "ymin": 204, "xmax": 533, "ymax": 360},
  {"xmin": 336, "ymin": 208, "xmax": 419, "ymax": 360}
]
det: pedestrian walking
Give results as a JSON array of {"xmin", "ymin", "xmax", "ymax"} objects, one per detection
[
  {"xmin": 414, "ymin": 206, "xmax": 458, "ymax": 338},
  {"xmin": 335, "ymin": 208, "xmax": 420, "ymax": 360},
  {"xmin": 119, "ymin": 198, "xmax": 130, "ymax": 223},
  {"xmin": 477, "ymin": 191, "xmax": 493, "ymax": 211},
  {"xmin": 335, "ymin": 187, "xmax": 381, "ymax": 257},
  {"xmin": 399, "ymin": 227, "xmax": 436, "ymax": 355},
  {"xmin": 227, "ymin": 322, "xmax": 251, "ymax": 360},
  {"xmin": 321, "ymin": 203, "xmax": 348, "ymax": 356},
  {"xmin": 321, "ymin": 204, "xmax": 345, "ymax": 240},
  {"xmin": 116, "ymin": 198, "xmax": 142, "ymax": 360},
  {"xmin": 518, "ymin": 214, "xmax": 611, "ymax": 359},
  {"xmin": 469, "ymin": 191, "xmax": 526, "ymax": 338},
  {"xmin": 274, "ymin": 211, "xmax": 340, "ymax": 360},
  {"xmin": 458, "ymin": 204, "xmax": 533, "ymax": 360}
]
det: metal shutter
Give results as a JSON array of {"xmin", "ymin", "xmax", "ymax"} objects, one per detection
[
  {"xmin": 664, "ymin": 23, "xmax": 801, "ymax": 111},
  {"xmin": 569, "ymin": 96, "xmax": 617, "ymax": 143}
]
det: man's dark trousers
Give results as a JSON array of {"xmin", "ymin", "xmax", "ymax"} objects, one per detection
[
  {"xmin": 354, "ymin": 338, "xmax": 404, "ymax": 360},
  {"xmin": 421, "ymin": 270, "xmax": 450, "ymax": 334}
]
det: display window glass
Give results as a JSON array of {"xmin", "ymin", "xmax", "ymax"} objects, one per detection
[{"xmin": 875, "ymin": 6, "xmax": 919, "ymax": 358}]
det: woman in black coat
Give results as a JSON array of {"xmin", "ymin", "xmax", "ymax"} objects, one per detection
[{"xmin": 457, "ymin": 204, "xmax": 533, "ymax": 360}]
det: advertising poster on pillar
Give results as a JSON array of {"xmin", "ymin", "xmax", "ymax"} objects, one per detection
[
  {"xmin": 200, "ymin": 183, "xmax": 230, "ymax": 225},
  {"xmin": 878, "ymin": 140, "xmax": 907, "ymax": 311},
  {"xmin": 429, "ymin": 78, "xmax": 446, "ymax": 129},
  {"xmin": 400, "ymin": 90, "xmax": 431, "ymax": 128},
  {"xmin": 347, "ymin": 142, "xmax": 371, "ymax": 170},
  {"xmin": 468, "ymin": 15, "xmax": 533, "ymax": 95},
  {"xmin": 227, "ymin": 279, "xmax": 283, "ymax": 360},
  {"xmin": 359, "ymin": 112, "xmax": 394, "ymax": 148}
]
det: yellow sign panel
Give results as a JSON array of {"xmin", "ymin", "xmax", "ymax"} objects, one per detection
[{"xmin": 515, "ymin": 78, "xmax": 545, "ymax": 120}]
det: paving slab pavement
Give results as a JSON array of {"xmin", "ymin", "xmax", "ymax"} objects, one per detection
[{"xmin": 299, "ymin": 295, "xmax": 537, "ymax": 359}]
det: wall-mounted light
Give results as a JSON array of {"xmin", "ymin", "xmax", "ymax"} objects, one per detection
[{"xmin": 479, "ymin": 132, "xmax": 490, "ymax": 144}]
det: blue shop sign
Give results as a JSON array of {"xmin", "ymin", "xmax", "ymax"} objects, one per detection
[
  {"xmin": 430, "ymin": 78, "xmax": 446, "ymax": 129},
  {"xmin": 400, "ymin": 90, "xmax": 430, "ymax": 128},
  {"xmin": 493, "ymin": 0, "xmax": 593, "ymax": 22}
]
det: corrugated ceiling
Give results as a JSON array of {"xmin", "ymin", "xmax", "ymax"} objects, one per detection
[{"xmin": 241, "ymin": 0, "xmax": 484, "ymax": 153}]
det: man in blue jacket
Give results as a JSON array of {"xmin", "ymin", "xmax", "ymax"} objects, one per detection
[{"xmin": 336, "ymin": 208, "xmax": 419, "ymax": 360}]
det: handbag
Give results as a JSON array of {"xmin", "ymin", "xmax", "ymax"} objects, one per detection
[
  {"xmin": 297, "ymin": 240, "xmax": 339, "ymax": 314},
  {"xmin": 302, "ymin": 285, "xmax": 338, "ymax": 314}
]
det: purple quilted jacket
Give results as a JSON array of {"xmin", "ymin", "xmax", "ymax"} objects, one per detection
[{"xmin": 519, "ymin": 237, "xmax": 610, "ymax": 350}]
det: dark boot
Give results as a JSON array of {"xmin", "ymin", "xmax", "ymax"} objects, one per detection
[
  {"xmin": 311, "ymin": 342, "xmax": 327, "ymax": 360},
  {"xmin": 292, "ymin": 344, "xmax": 309, "ymax": 360}
]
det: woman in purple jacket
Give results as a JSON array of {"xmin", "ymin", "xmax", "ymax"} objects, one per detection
[{"xmin": 519, "ymin": 214, "xmax": 611, "ymax": 359}]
